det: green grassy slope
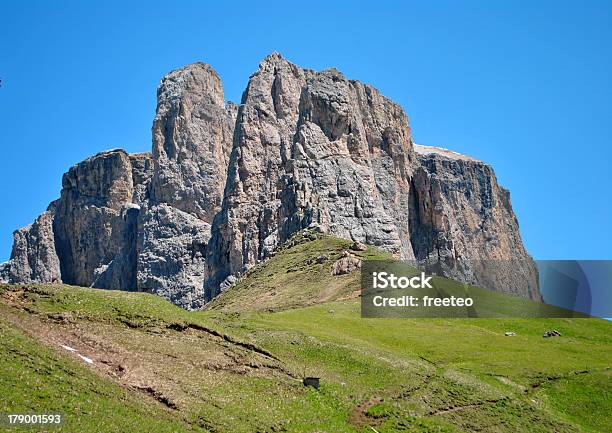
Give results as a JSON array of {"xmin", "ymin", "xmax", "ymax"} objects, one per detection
[
  {"xmin": 0, "ymin": 318, "xmax": 201, "ymax": 432},
  {"xmin": 0, "ymin": 233, "xmax": 610, "ymax": 432},
  {"xmin": 204, "ymin": 232, "xmax": 392, "ymax": 312}
]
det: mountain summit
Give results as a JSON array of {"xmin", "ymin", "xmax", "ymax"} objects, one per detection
[{"xmin": 0, "ymin": 53, "xmax": 539, "ymax": 308}]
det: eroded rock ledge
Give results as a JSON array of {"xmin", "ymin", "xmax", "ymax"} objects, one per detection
[{"xmin": 0, "ymin": 53, "xmax": 539, "ymax": 308}]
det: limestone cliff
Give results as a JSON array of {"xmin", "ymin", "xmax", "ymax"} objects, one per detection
[
  {"xmin": 3, "ymin": 211, "xmax": 61, "ymax": 284},
  {"xmin": 137, "ymin": 62, "xmax": 237, "ymax": 308},
  {"xmin": 411, "ymin": 146, "xmax": 539, "ymax": 300},
  {"xmin": 0, "ymin": 53, "xmax": 539, "ymax": 308},
  {"xmin": 206, "ymin": 54, "xmax": 415, "ymax": 296}
]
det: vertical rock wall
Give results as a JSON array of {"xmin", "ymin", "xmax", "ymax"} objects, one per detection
[
  {"xmin": 206, "ymin": 54, "xmax": 417, "ymax": 295},
  {"xmin": 5, "ymin": 211, "xmax": 61, "ymax": 284},
  {"xmin": 136, "ymin": 62, "xmax": 237, "ymax": 308},
  {"xmin": 52, "ymin": 149, "xmax": 140, "ymax": 289},
  {"xmin": 411, "ymin": 146, "xmax": 540, "ymax": 300}
]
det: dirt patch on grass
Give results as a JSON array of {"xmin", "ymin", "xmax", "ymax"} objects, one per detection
[
  {"xmin": 348, "ymin": 397, "xmax": 385, "ymax": 429},
  {"xmin": 1, "ymin": 285, "xmax": 26, "ymax": 303},
  {"xmin": 0, "ymin": 304, "xmax": 134, "ymax": 380},
  {"xmin": 527, "ymin": 368, "xmax": 607, "ymax": 392},
  {"xmin": 428, "ymin": 396, "xmax": 510, "ymax": 415}
]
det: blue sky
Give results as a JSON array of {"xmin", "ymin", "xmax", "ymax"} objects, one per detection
[{"xmin": 0, "ymin": 0, "xmax": 610, "ymax": 261}]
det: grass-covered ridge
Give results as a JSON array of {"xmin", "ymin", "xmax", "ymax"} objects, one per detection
[
  {"xmin": 204, "ymin": 231, "xmax": 392, "ymax": 312},
  {"xmin": 0, "ymin": 233, "xmax": 610, "ymax": 432}
]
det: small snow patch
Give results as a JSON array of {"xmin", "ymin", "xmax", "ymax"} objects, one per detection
[
  {"xmin": 414, "ymin": 144, "xmax": 480, "ymax": 162},
  {"xmin": 78, "ymin": 354, "xmax": 94, "ymax": 364},
  {"xmin": 60, "ymin": 344, "xmax": 94, "ymax": 364}
]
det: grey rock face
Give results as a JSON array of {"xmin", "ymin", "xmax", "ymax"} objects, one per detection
[
  {"xmin": 0, "ymin": 263, "xmax": 8, "ymax": 282},
  {"xmin": 291, "ymin": 68, "xmax": 415, "ymax": 258},
  {"xmin": 4, "ymin": 211, "xmax": 61, "ymax": 284},
  {"xmin": 206, "ymin": 53, "xmax": 314, "ymax": 286},
  {"xmin": 136, "ymin": 62, "xmax": 236, "ymax": 308},
  {"xmin": 136, "ymin": 203, "xmax": 210, "ymax": 309},
  {"xmin": 2, "ymin": 53, "xmax": 540, "ymax": 306},
  {"xmin": 129, "ymin": 152, "xmax": 154, "ymax": 203},
  {"xmin": 53, "ymin": 149, "xmax": 141, "ymax": 289},
  {"xmin": 150, "ymin": 62, "xmax": 236, "ymax": 222},
  {"xmin": 206, "ymin": 54, "xmax": 416, "ymax": 295},
  {"xmin": 410, "ymin": 145, "xmax": 539, "ymax": 299}
]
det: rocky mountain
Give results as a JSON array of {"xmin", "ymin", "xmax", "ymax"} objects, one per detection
[{"xmin": 0, "ymin": 53, "xmax": 540, "ymax": 308}]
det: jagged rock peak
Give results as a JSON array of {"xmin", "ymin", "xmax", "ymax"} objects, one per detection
[
  {"xmin": 5, "ymin": 211, "xmax": 61, "ymax": 284},
  {"xmin": 150, "ymin": 60, "xmax": 236, "ymax": 221},
  {"xmin": 206, "ymin": 53, "xmax": 419, "ymax": 297},
  {"xmin": 257, "ymin": 51, "xmax": 297, "ymax": 69},
  {"xmin": 156, "ymin": 61, "xmax": 225, "ymax": 107}
]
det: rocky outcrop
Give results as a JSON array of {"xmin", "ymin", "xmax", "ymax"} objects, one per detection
[
  {"xmin": 410, "ymin": 145, "xmax": 540, "ymax": 300},
  {"xmin": 331, "ymin": 252, "xmax": 362, "ymax": 276},
  {"xmin": 136, "ymin": 202, "xmax": 210, "ymax": 308},
  {"xmin": 137, "ymin": 62, "xmax": 237, "ymax": 308},
  {"xmin": 3, "ymin": 211, "xmax": 61, "ymax": 284},
  {"xmin": 52, "ymin": 149, "xmax": 141, "ymax": 289},
  {"xmin": 205, "ymin": 54, "xmax": 416, "ymax": 295},
  {"xmin": 1, "ymin": 53, "xmax": 540, "ymax": 307},
  {"xmin": 1, "ymin": 149, "xmax": 148, "ymax": 290},
  {"xmin": 150, "ymin": 62, "xmax": 236, "ymax": 221}
]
